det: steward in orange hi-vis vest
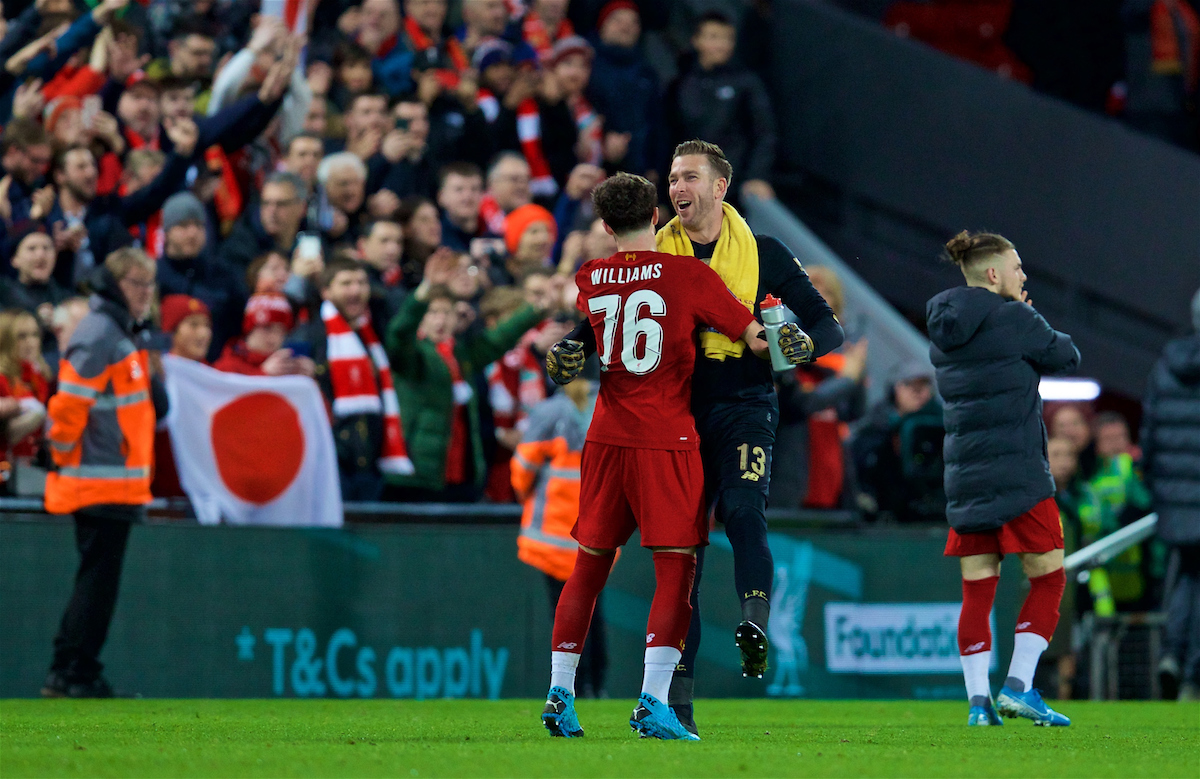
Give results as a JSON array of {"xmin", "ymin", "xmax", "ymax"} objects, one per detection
[
  {"xmin": 42, "ymin": 253, "xmax": 169, "ymax": 699},
  {"xmin": 512, "ymin": 392, "xmax": 589, "ymax": 581},
  {"xmin": 45, "ymin": 271, "xmax": 163, "ymax": 514}
]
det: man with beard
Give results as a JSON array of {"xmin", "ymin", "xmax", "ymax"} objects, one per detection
[{"xmin": 46, "ymin": 119, "xmax": 199, "ymax": 288}]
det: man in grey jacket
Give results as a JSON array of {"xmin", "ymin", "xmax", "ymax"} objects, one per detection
[{"xmin": 927, "ymin": 230, "xmax": 1079, "ymax": 727}]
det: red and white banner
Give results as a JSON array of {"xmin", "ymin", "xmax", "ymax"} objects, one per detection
[
  {"xmin": 163, "ymin": 355, "xmax": 341, "ymax": 527},
  {"xmin": 260, "ymin": 0, "xmax": 309, "ymax": 35}
]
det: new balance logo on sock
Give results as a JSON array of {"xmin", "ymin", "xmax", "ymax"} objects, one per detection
[
  {"xmin": 646, "ymin": 633, "xmax": 655, "ymax": 644},
  {"xmin": 557, "ymin": 642, "xmax": 578, "ymax": 649},
  {"xmin": 965, "ymin": 642, "xmax": 987, "ymax": 653},
  {"xmin": 1017, "ymin": 622, "xmax": 1032, "ymax": 630}
]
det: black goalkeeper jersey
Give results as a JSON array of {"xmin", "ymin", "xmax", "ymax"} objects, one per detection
[
  {"xmin": 686, "ymin": 235, "xmax": 843, "ymax": 410},
  {"xmin": 568, "ymin": 233, "xmax": 843, "ymax": 412}
]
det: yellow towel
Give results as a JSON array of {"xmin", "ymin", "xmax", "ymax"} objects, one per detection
[{"xmin": 656, "ymin": 201, "xmax": 759, "ymax": 360}]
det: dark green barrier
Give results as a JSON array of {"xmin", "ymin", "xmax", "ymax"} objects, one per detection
[{"xmin": 0, "ymin": 516, "xmax": 1024, "ymax": 699}]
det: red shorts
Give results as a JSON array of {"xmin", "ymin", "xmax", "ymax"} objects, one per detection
[
  {"xmin": 944, "ymin": 497, "xmax": 1064, "ymax": 558},
  {"xmin": 574, "ymin": 441, "xmax": 707, "ymax": 549}
]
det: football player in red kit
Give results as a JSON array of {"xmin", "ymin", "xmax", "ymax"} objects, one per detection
[{"xmin": 539, "ymin": 173, "xmax": 801, "ymax": 740}]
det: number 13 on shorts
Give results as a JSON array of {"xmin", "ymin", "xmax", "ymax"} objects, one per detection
[{"xmin": 738, "ymin": 443, "xmax": 766, "ymax": 481}]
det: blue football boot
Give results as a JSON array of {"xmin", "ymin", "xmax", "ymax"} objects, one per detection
[
  {"xmin": 996, "ymin": 686, "xmax": 1071, "ymax": 726},
  {"xmin": 542, "ymin": 686, "xmax": 584, "ymax": 737},
  {"xmin": 629, "ymin": 693, "xmax": 701, "ymax": 741},
  {"xmin": 967, "ymin": 698, "xmax": 1004, "ymax": 726}
]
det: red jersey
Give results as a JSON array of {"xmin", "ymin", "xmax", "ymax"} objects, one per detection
[{"xmin": 575, "ymin": 250, "xmax": 755, "ymax": 450}]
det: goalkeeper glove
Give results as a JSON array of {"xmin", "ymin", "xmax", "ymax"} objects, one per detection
[
  {"xmin": 777, "ymin": 322, "xmax": 815, "ymax": 365},
  {"xmin": 546, "ymin": 339, "xmax": 585, "ymax": 385}
]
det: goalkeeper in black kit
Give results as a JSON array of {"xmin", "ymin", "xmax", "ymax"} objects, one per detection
[{"xmin": 548, "ymin": 141, "xmax": 843, "ymax": 734}]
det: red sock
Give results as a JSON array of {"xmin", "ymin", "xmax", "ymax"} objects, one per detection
[
  {"xmin": 646, "ymin": 552, "xmax": 696, "ymax": 650},
  {"xmin": 551, "ymin": 550, "xmax": 615, "ymax": 653},
  {"xmin": 1017, "ymin": 568, "xmax": 1066, "ymax": 641},
  {"xmin": 959, "ymin": 576, "xmax": 999, "ymax": 655}
]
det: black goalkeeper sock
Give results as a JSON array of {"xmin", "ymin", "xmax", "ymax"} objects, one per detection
[
  {"xmin": 742, "ymin": 595, "xmax": 770, "ymax": 628},
  {"xmin": 721, "ymin": 489, "xmax": 773, "ymax": 605}
]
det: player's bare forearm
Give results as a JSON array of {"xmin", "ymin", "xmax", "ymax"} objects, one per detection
[{"xmin": 741, "ymin": 321, "xmax": 770, "ymax": 360}]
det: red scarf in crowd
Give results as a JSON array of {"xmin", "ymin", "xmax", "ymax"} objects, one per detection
[
  {"xmin": 516, "ymin": 98, "xmax": 558, "ymax": 197},
  {"xmin": 0, "ymin": 363, "xmax": 49, "ymax": 459},
  {"xmin": 1152, "ymin": 0, "xmax": 1200, "ymax": 95},
  {"xmin": 479, "ymin": 192, "xmax": 507, "ymax": 235},
  {"xmin": 485, "ymin": 329, "xmax": 546, "ymax": 436},
  {"xmin": 434, "ymin": 339, "xmax": 472, "ymax": 485},
  {"xmin": 321, "ymin": 300, "xmax": 414, "ymax": 476},
  {"xmin": 404, "ymin": 16, "xmax": 469, "ymax": 72},
  {"xmin": 523, "ymin": 11, "xmax": 575, "ymax": 63}
]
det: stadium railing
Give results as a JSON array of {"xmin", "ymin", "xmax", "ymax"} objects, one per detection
[{"xmin": 0, "ymin": 497, "xmax": 858, "ymax": 527}]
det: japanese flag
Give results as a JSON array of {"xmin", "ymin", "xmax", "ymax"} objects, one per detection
[
  {"xmin": 163, "ymin": 355, "xmax": 342, "ymax": 527},
  {"xmin": 260, "ymin": 0, "xmax": 309, "ymax": 35}
]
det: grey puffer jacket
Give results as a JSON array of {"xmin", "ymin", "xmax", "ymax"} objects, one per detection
[
  {"xmin": 927, "ymin": 286, "xmax": 1080, "ymax": 533},
  {"xmin": 1141, "ymin": 334, "xmax": 1200, "ymax": 545}
]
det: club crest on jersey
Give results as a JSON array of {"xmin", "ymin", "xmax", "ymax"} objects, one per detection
[{"xmin": 590, "ymin": 263, "xmax": 662, "ymax": 286}]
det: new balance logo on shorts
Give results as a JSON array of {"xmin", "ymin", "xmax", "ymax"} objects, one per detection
[
  {"xmin": 557, "ymin": 642, "xmax": 578, "ymax": 650},
  {"xmin": 1017, "ymin": 622, "xmax": 1032, "ymax": 631},
  {"xmin": 646, "ymin": 633, "xmax": 655, "ymax": 644},
  {"xmin": 965, "ymin": 641, "xmax": 987, "ymax": 654}
]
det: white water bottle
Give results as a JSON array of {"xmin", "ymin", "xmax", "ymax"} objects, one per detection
[{"xmin": 761, "ymin": 294, "xmax": 800, "ymax": 372}]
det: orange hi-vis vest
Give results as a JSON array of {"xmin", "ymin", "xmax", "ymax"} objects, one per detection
[
  {"xmin": 45, "ymin": 301, "xmax": 156, "ymax": 514},
  {"xmin": 511, "ymin": 393, "xmax": 590, "ymax": 581}
]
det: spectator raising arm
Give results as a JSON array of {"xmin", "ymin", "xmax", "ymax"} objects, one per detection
[{"xmin": 112, "ymin": 118, "xmax": 198, "ymax": 227}]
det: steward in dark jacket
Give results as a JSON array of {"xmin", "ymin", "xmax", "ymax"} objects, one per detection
[{"xmin": 927, "ymin": 286, "xmax": 1080, "ymax": 533}]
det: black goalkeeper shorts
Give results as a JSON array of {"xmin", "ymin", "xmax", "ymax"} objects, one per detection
[{"xmin": 695, "ymin": 396, "xmax": 778, "ymax": 503}]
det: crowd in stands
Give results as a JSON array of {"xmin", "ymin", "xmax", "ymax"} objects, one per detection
[{"xmin": 0, "ymin": 0, "xmax": 784, "ymax": 504}]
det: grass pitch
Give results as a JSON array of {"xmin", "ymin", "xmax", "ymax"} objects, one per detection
[{"xmin": 1, "ymin": 699, "xmax": 1196, "ymax": 778}]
